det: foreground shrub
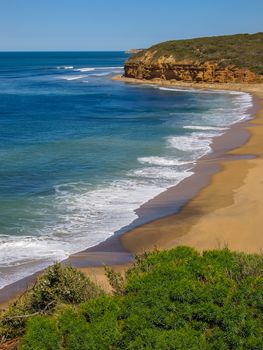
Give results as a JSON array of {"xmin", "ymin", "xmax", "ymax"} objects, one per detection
[
  {"xmin": 12, "ymin": 248, "xmax": 263, "ymax": 348},
  {"xmin": 20, "ymin": 297, "xmax": 121, "ymax": 350},
  {"xmin": 27, "ymin": 263, "xmax": 100, "ymax": 309},
  {"xmin": 0, "ymin": 263, "xmax": 101, "ymax": 340},
  {"xmin": 79, "ymin": 295, "xmax": 121, "ymax": 349},
  {"xmin": 21, "ymin": 316, "xmax": 60, "ymax": 350}
]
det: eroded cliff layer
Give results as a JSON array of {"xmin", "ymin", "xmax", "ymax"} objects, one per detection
[
  {"xmin": 124, "ymin": 62, "xmax": 258, "ymax": 83},
  {"xmin": 124, "ymin": 33, "xmax": 263, "ymax": 83}
]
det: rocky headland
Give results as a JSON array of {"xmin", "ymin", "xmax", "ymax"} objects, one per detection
[{"xmin": 123, "ymin": 33, "xmax": 263, "ymax": 83}]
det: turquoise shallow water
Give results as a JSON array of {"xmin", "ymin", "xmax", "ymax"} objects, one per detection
[{"xmin": 0, "ymin": 52, "xmax": 252, "ymax": 287}]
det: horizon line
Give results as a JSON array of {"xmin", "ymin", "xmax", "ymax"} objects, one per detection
[{"xmin": 0, "ymin": 50, "xmax": 128, "ymax": 53}]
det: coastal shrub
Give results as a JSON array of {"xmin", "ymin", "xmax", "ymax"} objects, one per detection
[
  {"xmin": 78, "ymin": 296, "xmax": 121, "ymax": 349},
  {"xmin": 26, "ymin": 263, "xmax": 101, "ymax": 310},
  {"xmin": 20, "ymin": 296, "xmax": 121, "ymax": 350},
  {"xmin": 104, "ymin": 266, "xmax": 125, "ymax": 296},
  {"xmin": 0, "ymin": 301, "xmax": 29, "ymax": 341},
  {"xmin": 20, "ymin": 316, "xmax": 60, "ymax": 350},
  {"xmin": 56, "ymin": 306, "xmax": 91, "ymax": 350},
  {"xmin": 12, "ymin": 248, "xmax": 263, "ymax": 349},
  {"xmin": 0, "ymin": 263, "xmax": 101, "ymax": 339}
]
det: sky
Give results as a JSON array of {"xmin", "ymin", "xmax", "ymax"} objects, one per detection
[{"xmin": 0, "ymin": 0, "xmax": 262, "ymax": 51}]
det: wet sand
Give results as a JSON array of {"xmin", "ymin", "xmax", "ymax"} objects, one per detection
[{"xmin": 1, "ymin": 80, "xmax": 262, "ymax": 307}]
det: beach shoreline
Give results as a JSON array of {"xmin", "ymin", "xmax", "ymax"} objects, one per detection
[
  {"xmin": 1, "ymin": 78, "xmax": 262, "ymax": 308},
  {"xmin": 112, "ymin": 75, "xmax": 263, "ymax": 93},
  {"xmin": 115, "ymin": 76, "xmax": 263, "ymax": 254}
]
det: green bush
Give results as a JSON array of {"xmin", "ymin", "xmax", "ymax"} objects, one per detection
[
  {"xmin": 56, "ymin": 306, "xmax": 91, "ymax": 350},
  {"xmin": 27, "ymin": 263, "xmax": 100, "ymax": 310},
  {"xmin": 13, "ymin": 248, "xmax": 263, "ymax": 349},
  {"xmin": 21, "ymin": 316, "xmax": 60, "ymax": 350},
  {"xmin": 0, "ymin": 263, "xmax": 101, "ymax": 339},
  {"xmin": 79, "ymin": 295, "xmax": 121, "ymax": 349}
]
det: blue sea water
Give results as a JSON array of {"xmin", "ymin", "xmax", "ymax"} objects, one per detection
[{"xmin": 0, "ymin": 52, "xmax": 252, "ymax": 288}]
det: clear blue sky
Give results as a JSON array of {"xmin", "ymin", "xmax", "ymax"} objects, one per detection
[{"xmin": 0, "ymin": 0, "xmax": 262, "ymax": 51}]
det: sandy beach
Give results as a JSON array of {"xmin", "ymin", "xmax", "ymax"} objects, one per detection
[
  {"xmin": 1, "ymin": 79, "xmax": 263, "ymax": 307},
  {"xmin": 115, "ymin": 77, "xmax": 263, "ymax": 254},
  {"xmin": 82, "ymin": 80, "xmax": 263, "ymax": 296}
]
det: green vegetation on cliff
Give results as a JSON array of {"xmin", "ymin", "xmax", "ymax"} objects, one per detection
[
  {"xmin": 2, "ymin": 247, "xmax": 262, "ymax": 349},
  {"xmin": 128, "ymin": 33, "xmax": 263, "ymax": 75}
]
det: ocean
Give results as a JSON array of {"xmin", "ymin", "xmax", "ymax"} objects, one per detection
[{"xmin": 0, "ymin": 52, "xmax": 252, "ymax": 288}]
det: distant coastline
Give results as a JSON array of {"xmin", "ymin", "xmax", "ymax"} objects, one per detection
[{"xmin": 125, "ymin": 48, "xmax": 144, "ymax": 54}]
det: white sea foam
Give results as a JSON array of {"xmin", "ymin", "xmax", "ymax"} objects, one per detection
[
  {"xmin": 56, "ymin": 66, "xmax": 74, "ymax": 70},
  {"xmin": 167, "ymin": 92, "xmax": 252, "ymax": 129},
  {"xmin": 0, "ymin": 236, "xmax": 69, "ymax": 265},
  {"xmin": 89, "ymin": 72, "xmax": 111, "ymax": 77},
  {"xmin": 129, "ymin": 168, "xmax": 193, "ymax": 181},
  {"xmin": 61, "ymin": 75, "xmax": 86, "ymax": 81},
  {"xmin": 0, "ymin": 179, "xmax": 165, "ymax": 288},
  {"xmin": 166, "ymin": 134, "xmax": 213, "ymax": 156},
  {"xmin": 74, "ymin": 66, "xmax": 123, "ymax": 73},
  {"xmin": 158, "ymin": 87, "xmax": 251, "ymax": 96},
  {"xmin": 183, "ymin": 125, "xmax": 228, "ymax": 131},
  {"xmin": 74, "ymin": 67, "xmax": 95, "ymax": 72},
  {"xmin": 138, "ymin": 156, "xmax": 192, "ymax": 166},
  {"xmin": 0, "ymin": 160, "xmax": 193, "ymax": 288},
  {"xmin": 94, "ymin": 66, "xmax": 123, "ymax": 70},
  {"xmin": 158, "ymin": 87, "xmax": 197, "ymax": 93},
  {"xmin": 158, "ymin": 86, "xmax": 225, "ymax": 94}
]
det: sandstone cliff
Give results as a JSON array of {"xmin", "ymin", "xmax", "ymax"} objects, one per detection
[
  {"xmin": 124, "ymin": 33, "xmax": 263, "ymax": 83},
  {"xmin": 124, "ymin": 60, "xmax": 258, "ymax": 83}
]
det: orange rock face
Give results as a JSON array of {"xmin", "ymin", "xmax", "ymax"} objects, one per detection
[{"xmin": 124, "ymin": 61, "xmax": 259, "ymax": 83}]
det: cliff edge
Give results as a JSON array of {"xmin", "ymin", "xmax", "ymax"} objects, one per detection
[{"xmin": 124, "ymin": 33, "xmax": 263, "ymax": 83}]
